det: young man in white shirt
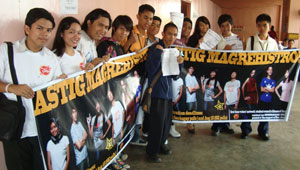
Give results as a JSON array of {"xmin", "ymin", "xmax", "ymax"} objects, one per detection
[
  {"xmin": 242, "ymin": 13, "xmax": 278, "ymax": 141},
  {"xmin": 77, "ymin": 8, "xmax": 112, "ymax": 66},
  {"xmin": 0, "ymin": 8, "xmax": 65, "ymax": 170}
]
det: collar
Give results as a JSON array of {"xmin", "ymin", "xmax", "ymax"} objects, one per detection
[
  {"xmin": 256, "ymin": 33, "xmax": 270, "ymax": 43},
  {"xmin": 133, "ymin": 25, "xmax": 147, "ymax": 38},
  {"xmin": 81, "ymin": 30, "xmax": 96, "ymax": 44},
  {"xmin": 17, "ymin": 37, "xmax": 47, "ymax": 55}
]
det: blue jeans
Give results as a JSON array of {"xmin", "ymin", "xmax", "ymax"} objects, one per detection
[{"xmin": 187, "ymin": 102, "xmax": 197, "ymax": 111}]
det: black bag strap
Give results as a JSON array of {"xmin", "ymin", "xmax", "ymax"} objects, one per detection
[
  {"xmin": 149, "ymin": 69, "xmax": 162, "ymax": 89},
  {"xmin": 6, "ymin": 42, "xmax": 23, "ymax": 105},
  {"xmin": 250, "ymin": 36, "xmax": 254, "ymax": 50}
]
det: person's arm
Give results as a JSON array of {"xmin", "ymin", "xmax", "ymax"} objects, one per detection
[
  {"xmin": 224, "ymin": 91, "xmax": 227, "ymax": 110},
  {"xmin": 174, "ymin": 85, "xmax": 183, "ymax": 105},
  {"xmin": 201, "ymin": 77, "xmax": 205, "ymax": 93},
  {"xmin": 215, "ymin": 84, "xmax": 223, "ymax": 98},
  {"xmin": 101, "ymin": 118, "xmax": 112, "ymax": 139},
  {"xmin": 123, "ymin": 31, "xmax": 138, "ymax": 53},
  {"xmin": 235, "ymin": 88, "xmax": 240, "ymax": 109},
  {"xmin": 47, "ymin": 151, "xmax": 53, "ymax": 170},
  {"xmin": 146, "ymin": 44, "xmax": 163, "ymax": 77},
  {"xmin": 0, "ymin": 81, "xmax": 34, "ymax": 99},
  {"xmin": 87, "ymin": 116, "xmax": 93, "ymax": 138},
  {"xmin": 242, "ymin": 78, "xmax": 249, "ymax": 99},
  {"xmin": 275, "ymin": 82, "xmax": 282, "ymax": 99},
  {"xmin": 255, "ymin": 83, "xmax": 259, "ymax": 104},
  {"xmin": 64, "ymin": 144, "xmax": 70, "ymax": 170}
]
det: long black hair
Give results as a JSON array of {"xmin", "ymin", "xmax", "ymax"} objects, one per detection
[
  {"xmin": 52, "ymin": 17, "xmax": 81, "ymax": 57},
  {"xmin": 187, "ymin": 16, "xmax": 211, "ymax": 48}
]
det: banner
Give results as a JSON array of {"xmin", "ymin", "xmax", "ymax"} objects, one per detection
[
  {"xmin": 172, "ymin": 46, "xmax": 300, "ymax": 123},
  {"xmin": 32, "ymin": 45, "xmax": 299, "ymax": 169},
  {"xmin": 33, "ymin": 48, "xmax": 147, "ymax": 170}
]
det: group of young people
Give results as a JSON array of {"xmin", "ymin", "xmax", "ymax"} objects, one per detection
[{"xmin": 0, "ymin": 2, "xmax": 296, "ymax": 170}]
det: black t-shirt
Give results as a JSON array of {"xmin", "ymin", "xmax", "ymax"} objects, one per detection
[{"xmin": 96, "ymin": 40, "xmax": 124, "ymax": 58}]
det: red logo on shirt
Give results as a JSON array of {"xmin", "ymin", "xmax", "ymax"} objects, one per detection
[
  {"xmin": 40, "ymin": 66, "xmax": 51, "ymax": 76},
  {"xmin": 80, "ymin": 62, "xmax": 85, "ymax": 70}
]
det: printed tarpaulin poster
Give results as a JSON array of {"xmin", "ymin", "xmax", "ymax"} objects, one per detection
[
  {"xmin": 32, "ymin": 49, "xmax": 147, "ymax": 170},
  {"xmin": 171, "ymin": 47, "xmax": 300, "ymax": 123}
]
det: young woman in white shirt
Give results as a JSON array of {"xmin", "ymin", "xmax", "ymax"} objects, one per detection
[{"xmin": 52, "ymin": 17, "xmax": 93, "ymax": 75}]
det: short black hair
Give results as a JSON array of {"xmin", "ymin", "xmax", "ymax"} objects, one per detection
[
  {"xmin": 82, "ymin": 8, "xmax": 112, "ymax": 32},
  {"xmin": 218, "ymin": 14, "xmax": 233, "ymax": 27},
  {"xmin": 288, "ymin": 39, "xmax": 295, "ymax": 43},
  {"xmin": 283, "ymin": 38, "xmax": 288, "ymax": 42},
  {"xmin": 184, "ymin": 17, "xmax": 193, "ymax": 27},
  {"xmin": 153, "ymin": 16, "xmax": 162, "ymax": 25},
  {"xmin": 163, "ymin": 22, "xmax": 178, "ymax": 32},
  {"xmin": 256, "ymin": 13, "xmax": 271, "ymax": 24},
  {"xmin": 25, "ymin": 8, "xmax": 55, "ymax": 28},
  {"xmin": 112, "ymin": 15, "xmax": 133, "ymax": 36},
  {"xmin": 138, "ymin": 4, "xmax": 155, "ymax": 14}
]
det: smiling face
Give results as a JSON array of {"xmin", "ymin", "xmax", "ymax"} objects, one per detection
[
  {"xmin": 284, "ymin": 70, "xmax": 289, "ymax": 78},
  {"xmin": 147, "ymin": 19, "xmax": 161, "ymax": 37},
  {"xmin": 108, "ymin": 90, "xmax": 114, "ymax": 102},
  {"xmin": 62, "ymin": 22, "xmax": 81, "ymax": 48},
  {"xmin": 267, "ymin": 66, "xmax": 273, "ymax": 76},
  {"xmin": 50, "ymin": 122, "xmax": 58, "ymax": 137},
  {"xmin": 87, "ymin": 16, "xmax": 110, "ymax": 41},
  {"xmin": 25, "ymin": 18, "xmax": 54, "ymax": 51},
  {"xmin": 182, "ymin": 21, "xmax": 192, "ymax": 39},
  {"xmin": 199, "ymin": 21, "xmax": 209, "ymax": 36},
  {"xmin": 188, "ymin": 66, "xmax": 194, "ymax": 75},
  {"xmin": 220, "ymin": 21, "xmax": 232, "ymax": 37},
  {"xmin": 137, "ymin": 10, "xmax": 154, "ymax": 31}
]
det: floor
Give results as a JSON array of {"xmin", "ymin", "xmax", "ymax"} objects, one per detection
[{"xmin": 124, "ymin": 83, "xmax": 300, "ymax": 170}]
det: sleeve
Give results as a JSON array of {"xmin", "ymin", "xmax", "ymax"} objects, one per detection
[
  {"xmin": 46, "ymin": 141, "xmax": 51, "ymax": 152},
  {"xmin": 271, "ymin": 80, "xmax": 276, "ymax": 88},
  {"xmin": 145, "ymin": 45, "xmax": 163, "ymax": 77},
  {"xmin": 179, "ymin": 78, "xmax": 184, "ymax": 86},
  {"xmin": 52, "ymin": 56, "xmax": 63, "ymax": 79},
  {"xmin": 193, "ymin": 76, "xmax": 199, "ymax": 86},
  {"xmin": 0, "ymin": 43, "xmax": 8, "ymax": 81},
  {"xmin": 185, "ymin": 76, "xmax": 191, "ymax": 87},
  {"xmin": 96, "ymin": 41, "xmax": 109, "ymax": 58},
  {"xmin": 70, "ymin": 125, "xmax": 78, "ymax": 143},
  {"xmin": 64, "ymin": 136, "xmax": 70, "ymax": 146},
  {"xmin": 245, "ymin": 37, "xmax": 251, "ymax": 50},
  {"xmin": 237, "ymin": 80, "xmax": 241, "ymax": 88},
  {"xmin": 224, "ymin": 82, "xmax": 228, "ymax": 92},
  {"xmin": 216, "ymin": 80, "xmax": 220, "ymax": 87}
]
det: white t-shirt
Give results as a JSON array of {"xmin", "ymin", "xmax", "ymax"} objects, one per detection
[
  {"xmin": 172, "ymin": 77, "xmax": 183, "ymax": 102},
  {"xmin": 109, "ymin": 101, "xmax": 124, "ymax": 138},
  {"xmin": 46, "ymin": 136, "xmax": 69, "ymax": 170},
  {"xmin": 59, "ymin": 50, "xmax": 85, "ymax": 75},
  {"xmin": 76, "ymin": 31, "xmax": 98, "ymax": 63},
  {"xmin": 245, "ymin": 34, "xmax": 278, "ymax": 51},
  {"xmin": 204, "ymin": 78, "xmax": 220, "ymax": 102},
  {"xmin": 280, "ymin": 80, "xmax": 294, "ymax": 102},
  {"xmin": 0, "ymin": 38, "xmax": 62, "ymax": 138},
  {"xmin": 70, "ymin": 122, "xmax": 88, "ymax": 165},
  {"xmin": 224, "ymin": 79, "xmax": 240, "ymax": 105},
  {"xmin": 185, "ymin": 74, "xmax": 198, "ymax": 103}
]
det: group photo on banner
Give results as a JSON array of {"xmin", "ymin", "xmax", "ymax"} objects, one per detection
[
  {"xmin": 33, "ymin": 48, "xmax": 148, "ymax": 170},
  {"xmin": 172, "ymin": 47, "xmax": 299, "ymax": 123}
]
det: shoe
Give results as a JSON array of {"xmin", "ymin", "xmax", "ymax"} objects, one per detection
[
  {"xmin": 169, "ymin": 125, "xmax": 181, "ymax": 138},
  {"xmin": 147, "ymin": 154, "xmax": 161, "ymax": 163},
  {"xmin": 211, "ymin": 130, "xmax": 220, "ymax": 136},
  {"xmin": 187, "ymin": 124, "xmax": 195, "ymax": 134},
  {"xmin": 130, "ymin": 138, "xmax": 147, "ymax": 146},
  {"xmin": 110, "ymin": 162, "xmax": 126, "ymax": 170},
  {"xmin": 160, "ymin": 145, "xmax": 172, "ymax": 155},
  {"xmin": 259, "ymin": 133, "xmax": 270, "ymax": 141},
  {"xmin": 165, "ymin": 139, "xmax": 168, "ymax": 145},
  {"xmin": 142, "ymin": 132, "xmax": 148, "ymax": 138},
  {"xmin": 220, "ymin": 128, "xmax": 234, "ymax": 134},
  {"xmin": 120, "ymin": 153, "xmax": 128, "ymax": 161},
  {"xmin": 241, "ymin": 133, "xmax": 248, "ymax": 139},
  {"xmin": 116, "ymin": 159, "xmax": 130, "ymax": 169}
]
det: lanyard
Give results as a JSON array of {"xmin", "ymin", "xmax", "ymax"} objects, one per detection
[{"xmin": 259, "ymin": 41, "xmax": 268, "ymax": 51}]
